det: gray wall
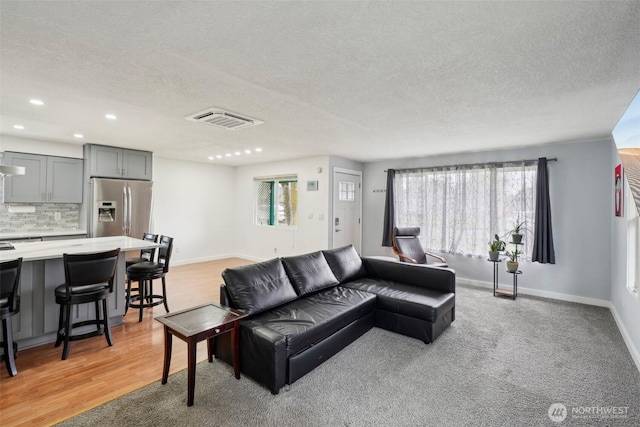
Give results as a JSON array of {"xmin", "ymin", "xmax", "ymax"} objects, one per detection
[{"xmin": 362, "ymin": 139, "xmax": 613, "ymax": 304}]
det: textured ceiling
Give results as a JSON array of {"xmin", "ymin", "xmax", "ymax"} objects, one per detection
[{"xmin": 1, "ymin": 1, "xmax": 639, "ymax": 166}]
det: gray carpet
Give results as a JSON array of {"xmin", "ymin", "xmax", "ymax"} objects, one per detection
[{"xmin": 57, "ymin": 285, "xmax": 640, "ymax": 426}]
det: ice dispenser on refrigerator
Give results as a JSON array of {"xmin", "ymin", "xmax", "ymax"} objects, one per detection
[{"xmin": 98, "ymin": 201, "xmax": 116, "ymax": 222}]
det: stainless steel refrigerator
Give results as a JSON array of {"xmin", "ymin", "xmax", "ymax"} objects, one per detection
[{"xmin": 89, "ymin": 178, "xmax": 153, "ymax": 238}]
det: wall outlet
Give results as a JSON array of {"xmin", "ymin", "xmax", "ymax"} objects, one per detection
[
  {"xmin": 274, "ymin": 247, "xmax": 277, "ymax": 254},
  {"xmin": 175, "ymin": 247, "xmax": 180, "ymax": 254},
  {"xmin": 54, "ymin": 212, "xmax": 61, "ymax": 221}
]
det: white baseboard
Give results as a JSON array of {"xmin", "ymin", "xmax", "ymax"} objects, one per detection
[
  {"xmin": 456, "ymin": 277, "xmax": 610, "ymax": 307},
  {"xmin": 170, "ymin": 253, "xmax": 238, "ymax": 267},
  {"xmin": 609, "ymin": 304, "xmax": 640, "ymax": 373},
  {"xmin": 170, "ymin": 253, "xmax": 266, "ymax": 267},
  {"xmin": 458, "ymin": 277, "xmax": 640, "ymax": 373}
]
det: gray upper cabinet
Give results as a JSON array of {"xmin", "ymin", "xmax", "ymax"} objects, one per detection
[
  {"xmin": 87, "ymin": 144, "xmax": 152, "ymax": 180},
  {"xmin": 47, "ymin": 156, "xmax": 84, "ymax": 202},
  {"xmin": 3, "ymin": 152, "xmax": 83, "ymax": 203}
]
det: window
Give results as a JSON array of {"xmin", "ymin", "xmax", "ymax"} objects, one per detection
[
  {"xmin": 624, "ymin": 176, "xmax": 639, "ymax": 298},
  {"xmin": 394, "ymin": 162, "xmax": 537, "ymax": 257},
  {"xmin": 255, "ymin": 175, "xmax": 298, "ymax": 227},
  {"xmin": 339, "ymin": 181, "xmax": 355, "ymax": 201}
]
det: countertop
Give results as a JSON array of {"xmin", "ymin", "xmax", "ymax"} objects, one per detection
[
  {"xmin": 0, "ymin": 230, "xmax": 88, "ymax": 240},
  {"xmin": 0, "ymin": 236, "xmax": 159, "ymax": 262}
]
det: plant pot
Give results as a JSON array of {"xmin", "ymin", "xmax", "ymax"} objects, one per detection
[
  {"xmin": 506, "ymin": 261, "xmax": 519, "ymax": 273},
  {"xmin": 488, "ymin": 251, "xmax": 500, "ymax": 261},
  {"xmin": 511, "ymin": 233, "xmax": 523, "ymax": 244}
]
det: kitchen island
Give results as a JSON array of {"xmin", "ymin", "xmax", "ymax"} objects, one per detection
[{"xmin": 0, "ymin": 236, "xmax": 159, "ymax": 350}]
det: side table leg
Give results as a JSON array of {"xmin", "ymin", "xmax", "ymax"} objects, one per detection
[
  {"xmin": 207, "ymin": 337, "xmax": 214, "ymax": 363},
  {"xmin": 232, "ymin": 321, "xmax": 241, "ymax": 379},
  {"xmin": 161, "ymin": 327, "xmax": 172, "ymax": 385},
  {"xmin": 187, "ymin": 339, "xmax": 197, "ymax": 406}
]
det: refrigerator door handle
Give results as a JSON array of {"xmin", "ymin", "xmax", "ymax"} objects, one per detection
[
  {"xmin": 127, "ymin": 185, "xmax": 133, "ymax": 236},
  {"xmin": 123, "ymin": 185, "xmax": 128, "ymax": 235}
]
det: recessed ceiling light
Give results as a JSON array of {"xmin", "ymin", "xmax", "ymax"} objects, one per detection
[
  {"xmin": 244, "ymin": 149, "xmax": 251, "ymax": 154},
  {"xmin": 216, "ymin": 155, "xmax": 223, "ymax": 159},
  {"xmin": 225, "ymin": 153, "xmax": 232, "ymax": 157},
  {"xmin": 105, "ymin": 114, "xmax": 117, "ymax": 120},
  {"xmin": 207, "ymin": 156, "xmax": 214, "ymax": 160},
  {"xmin": 30, "ymin": 99, "xmax": 44, "ymax": 106},
  {"xmin": 73, "ymin": 133, "xmax": 84, "ymax": 139},
  {"xmin": 255, "ymin": 147, "xmax": 262, "ymax": 152},
  {"xmin": 234, "ymin": 151, "xmax": 241, "ymax": 156},
  {"xmin": 13, "ymin": 125, "xmax": 24, "ymax": 130}
]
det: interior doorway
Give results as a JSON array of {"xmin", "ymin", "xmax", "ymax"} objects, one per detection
[{"xmin": 332, "ymin": 168, "xmax": 362, "ymax": 253}]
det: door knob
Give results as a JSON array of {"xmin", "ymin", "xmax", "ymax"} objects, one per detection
[{"xmin": 335, "ymin": 229, "xmax": 342, "ymax": 232}]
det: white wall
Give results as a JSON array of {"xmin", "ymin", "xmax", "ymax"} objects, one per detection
[
  {"xmin": 0, "ymin": 135, "xmax": 83, "ymax": 158},
  {"xmin": 609, "ymin": 144, "xmax": 640, "ymax": 370},
  {"xmin": 152, "ymin": 156, "xmax": 236, "ymax": 265},
  {"xmin": 234, "ymin": 156, "xmax": 330, "ymax": 260},
  {"xmin": 362, "ymin": 139, "xmax": 613, "ymax": 304}
]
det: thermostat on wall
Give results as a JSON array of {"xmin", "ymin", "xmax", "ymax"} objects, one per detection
[{"xmin": 307, "ymin": 181, "xmax": 318, "ymax": 191}]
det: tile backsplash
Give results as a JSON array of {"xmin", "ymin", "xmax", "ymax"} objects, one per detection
[{"xmin": 0, "ymin": 202, "xmax": 80, "ymax": 233}]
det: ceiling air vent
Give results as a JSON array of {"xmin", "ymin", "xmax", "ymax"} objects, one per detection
[{"xmin": 185, "ymin": 107, "xmax": 264, "ymax": 130}]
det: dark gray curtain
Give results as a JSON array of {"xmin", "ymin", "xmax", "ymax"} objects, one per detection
[
  {"xmin": 532, "ymin": 158, "xmax": 555, "ymax": 263},
  {"xmin": 381, "ymin": 169, "xmax": 395, "ymax": 246}
]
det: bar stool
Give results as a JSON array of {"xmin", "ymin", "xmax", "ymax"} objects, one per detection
[
  {"xmin": 126, "ymin": 232, "xmax": 158, "ymax": 268},
  {"xmin": 124, "ymin": 233, "xmax": 158, "ymax": 314},
  {"xmin": 126, "ymin": 235, "xmax": 173, "ymax": 322},
  {"xmin": 1, "ymin": 258, "xmax": 22, "ymax": 376},
  {"xmin": 54, "ymin": 248, "xmax": 120, "ymax": 360}
]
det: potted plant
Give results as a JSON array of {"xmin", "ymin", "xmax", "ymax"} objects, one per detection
[
  {"xmin": 488, "ymin": 234, "xmax": 505, "ymax": 261},
  {"xmin": 511, "ymin": 219, "xmax": 526, "ymax": 244},
  {"xmin": 505, "ymin": 249, "xmax": 522, "ymax": 273}
]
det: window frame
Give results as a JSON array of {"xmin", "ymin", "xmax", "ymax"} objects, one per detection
[
  {"xmin": 254, "ymin": 175, "xmax": 298, "ymax": 228},
  {"xmin": 624, "ymin": 174, "xmax": 639, "ymax": 299}
]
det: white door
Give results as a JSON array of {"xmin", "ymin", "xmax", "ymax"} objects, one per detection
[{"xmin": 332, "ymin": 169, "xmax": 362, "ymax": 253}]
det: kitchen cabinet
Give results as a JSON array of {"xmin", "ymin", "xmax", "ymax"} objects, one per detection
[
  {"xmin": 3, "ymin": 152, "xmax": 83, "ymax": 203},
  {"xmin": 86, "ymin": 144, "xmax": 152, "ymax": 180}
]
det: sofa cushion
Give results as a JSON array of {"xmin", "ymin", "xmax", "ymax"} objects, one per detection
[
  {"xmin": 322, "ymin": 245, "xmax": 366, "ymax": 283},
  {"xmin": 341, "ymin": 278, "xmax": 455, "ymax": 323},
  {"xmin": 249, "ymin": 286, "xmax": 376, "ymax": 357},
  {"xmin": 282, "ymin": 251, "xmax": 339, "ymax": 296},
  {"xmin": 222, "ymin": 258, "xmax": 298, "ymax": 315}
]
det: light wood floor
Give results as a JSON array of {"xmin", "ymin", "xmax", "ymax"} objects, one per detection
[{"xmin": 0, "ymin": 258, "xmax": 253, "ymax": 427}]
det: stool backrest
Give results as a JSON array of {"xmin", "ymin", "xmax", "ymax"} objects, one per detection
[
  {"xmin": 0, "ymin": 258, "xmax": 22, "ymax": 313},
  {"xmin": 157, "ymin": 236, "xmax": 174, "ymax": 273},
  {"xmin": 141, "ymin": 232, "xmax": 159, "ymax": 261},
  {"xmin": 63, "ymin": 248, "xmax": 120, "ymax": 292}
]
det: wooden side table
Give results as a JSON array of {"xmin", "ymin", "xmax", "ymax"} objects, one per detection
[{"xmin": 155, "ymin": 303, "xmax": 247, "ymax": 406}]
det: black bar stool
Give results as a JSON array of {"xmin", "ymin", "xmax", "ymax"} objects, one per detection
[
  {"xmin": 126, "ymin": 235, "xmax": 174, "ymax": 322},
  {"xmin": 1, "ymin": 258, "xmax": 22, "ymax": 376},
  {"xmin": 54, "ymin": 248, "xmax": 120, "ymax": 360},
  {"xmin": 126, "ymin": 232, "xmax": 159, "ymax": 268},
  {"xmin": 124, "ymin": 233, "xmax": 158, "ymax": 314}
]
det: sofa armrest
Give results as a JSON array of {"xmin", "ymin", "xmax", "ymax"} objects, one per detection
[
  {"xmin": 362, "ymin": 257, "xmax": 455, "ymax": 294},
  {"xmin": 220, "ymin": 284, "xmax": 234, "ymax": 307}
]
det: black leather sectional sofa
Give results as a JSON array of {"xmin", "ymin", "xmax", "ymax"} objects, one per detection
[{"xmin": 214, "ymin": 245, "xmax": 455, "ymax": 394}]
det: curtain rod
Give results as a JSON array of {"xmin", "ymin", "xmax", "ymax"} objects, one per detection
[{"xmin": 385, "ymin": 157, "xmax": 557, "ymax": 173}]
